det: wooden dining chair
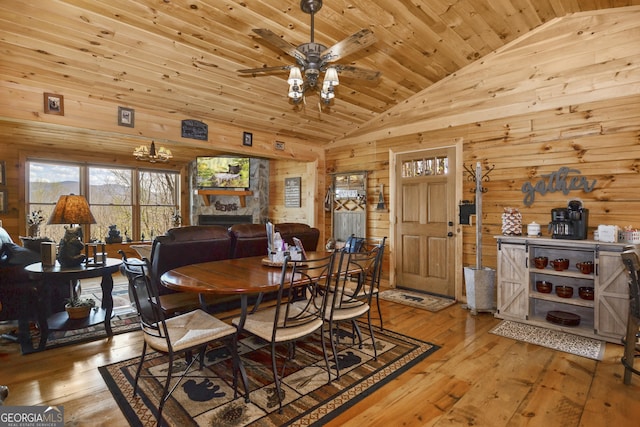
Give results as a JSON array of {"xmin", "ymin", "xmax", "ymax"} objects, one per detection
[
  {"xmin": 120, "ymin": 258, "xmax": 249, "ymax": 426},
  {"xmin": 322, "ymin": 244, "xmax": 381, "ymax": 380},
  {"xmin": 232, "ymin": 252, "xmax": 336, "ymax": 413},
  {"xmin": 621, "ymin": 249, "xmax": 640, "ymax": 385}
]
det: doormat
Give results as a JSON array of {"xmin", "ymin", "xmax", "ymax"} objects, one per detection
[
  {"xmin": 379, "ymin": 289, "xmax": 456, "ymax": 312},
  {"xmin": 99, "ymin": 324, "xmax": 439, "ymax": 426},
  {"xmin": 490, "ymin": 320, "xmax": 605, "ymax": 361}
]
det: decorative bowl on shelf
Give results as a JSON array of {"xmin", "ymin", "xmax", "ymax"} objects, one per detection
[
  {"xmin": 534, "ymin": 257, "xmax": 548, "ymax": 269},
  {"xmin": 555, "ymin": 285, "xmax": 574, "ymax": 298},
  {"xmin": 550, "ymin": 258, "xmax": 570, "ymax": 271},
  {"xmin": 536, "ymin": 280, "xmax": 553, "ymax": 293},
  {"xmin": 578, "ymin": 286, "xmax": 595, "ymax": 300},
  {"xmin": 576, "ymin": 261, "xmax": 594, "ymax": 274}
]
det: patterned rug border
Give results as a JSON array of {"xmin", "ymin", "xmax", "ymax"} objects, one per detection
[
  {"xmin": 379, "ymin": 289, "xmax": 456, "ymax": 312},
  {"xmin": 490, "ymin": 320, "xmax": 605, "ymax": 360},
  {"xmin": 99, "ymin": 324, "xmax": 440, "ymax": 426}
]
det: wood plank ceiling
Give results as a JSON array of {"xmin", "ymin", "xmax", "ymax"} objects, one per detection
[{"xmin": 1, "ymin": 0, "xmax": 638, "ymax": 147}]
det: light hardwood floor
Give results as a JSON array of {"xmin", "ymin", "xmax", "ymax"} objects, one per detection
[{"xmin": 1, "ymin": 293, "xmax": 638, "ymax": 426}]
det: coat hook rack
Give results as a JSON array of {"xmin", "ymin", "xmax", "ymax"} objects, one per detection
[{"xmin": 463, "ymin": 163, "xmax": 495, "ymax": 193}]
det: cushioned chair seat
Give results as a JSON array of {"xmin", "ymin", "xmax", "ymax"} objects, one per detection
[
  {"xmin": 233, "ymin": 305, "xmax": 324, "ymax": 342},
  {"xmin": 144, "ymin": 309, "xmax": 237, "ymax": 352}
]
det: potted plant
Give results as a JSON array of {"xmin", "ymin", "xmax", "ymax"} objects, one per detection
[{"xmin": 64, "ymin": 296, "xmax": 96, "ymax": 319}]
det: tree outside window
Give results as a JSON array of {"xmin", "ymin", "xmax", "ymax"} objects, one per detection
[{"xmin": 28, "ymin": 161, "xmax": 180, "ymax": 243}]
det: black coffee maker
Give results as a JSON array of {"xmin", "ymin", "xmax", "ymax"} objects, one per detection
[{"xmin": 550, "ymin": 199, "xmax": 588, "ymax": 240}]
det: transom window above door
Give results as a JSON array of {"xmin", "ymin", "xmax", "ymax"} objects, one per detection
[{"xmin": 401, "ymin": 156, "xmax": 449, "ymax": 178}]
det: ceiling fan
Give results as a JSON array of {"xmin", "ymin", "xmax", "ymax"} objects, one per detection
[{"xmin": 238, "ymin": 0, "xmax": 381, "ymax": 105}]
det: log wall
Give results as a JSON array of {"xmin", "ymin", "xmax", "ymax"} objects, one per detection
[
  {"xmin": 325, "ymin": 95, "xmax": 640, "ymax": 295},
  {"xmin": 324, "ymin": 8, "xmax": 640, "ymax": 298}
]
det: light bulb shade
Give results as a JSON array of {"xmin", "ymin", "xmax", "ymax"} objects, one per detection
[
  {"xmin": 321, "ymin": 89, "xmax": 335, "ymax": 100},
  {"xmin": 288, "ymin": 84, "xmax": 304, "ymax": 99},
  {"xmin": 48, "ymin": 194, "xmax": 96, "ymax": 226},
  {"xmin": 287, "ymin": 67, "xmax": 303, "ymax": 85},
  {"xmin": 133, "ymin": 145, "xmax": 149, "ymax": 158},
  {"xmin": 323, "ymin": 67, "xmax": 339, "ymax": 86},
  {"xmin": 321, "ymin": 82, "xmax": 335, "ymax": 100}
]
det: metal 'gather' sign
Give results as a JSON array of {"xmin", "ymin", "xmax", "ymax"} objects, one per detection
[{"xmin": 521, "ymin": 167, "xmax": 597, "ymax": 206}]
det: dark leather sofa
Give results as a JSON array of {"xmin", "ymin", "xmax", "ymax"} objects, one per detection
[
  {"xmin": 229, "ymin": 223, "xmax": 268, "ymax": 259},
  {"xmin": 145, "ymin": 222, "xmax": 320, "ymax": 314},
  {"xmin": 275, "ymin": 223, "xmax": 320, "ymax": 252},
  {"xmin": 0, "ymin": 230, "xmax": 69, "ymax": 324},
  {"xmin": 149, "ymin": 225, "xmax": 232, "ymax": 296}
]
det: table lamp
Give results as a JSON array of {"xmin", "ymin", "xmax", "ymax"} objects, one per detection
[{"xmin": 48, "ymin": 194, "xmax": 96, "ymax": 267}]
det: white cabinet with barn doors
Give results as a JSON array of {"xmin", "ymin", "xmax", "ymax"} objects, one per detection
[{"xmin": 495, "ymin": 236, "xmax": 633, "ymax": 343}]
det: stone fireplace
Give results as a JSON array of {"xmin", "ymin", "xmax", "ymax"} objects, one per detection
[{"xmin": 190, "ymin": 158, "xmax": 269, "ymax": 225}]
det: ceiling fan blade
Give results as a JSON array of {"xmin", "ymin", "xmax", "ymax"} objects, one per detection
[
  {"xmin": 238, "ymin": 65, "xmax": 292, "ymax": 74},
  {"xmin": 334, "ymin": 64, "xmax": 381, "ymax": 81},
  {"xmin": 252, "ymin": 29, "xmax": 306, "ymax": 63},
  {"xmin": 321, "ymin": 29, "xmax": 377, "ymax": 63}
]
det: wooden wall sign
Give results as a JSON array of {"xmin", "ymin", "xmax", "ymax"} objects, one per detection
[
  {"xmin": 521, "ymin": 166, "xmax": 597, "ymax": 206},
  {"xmin": 284, "ymin": 177, "xmax": 301, "ymax": 208},
  {"xmin": 181, "ymin": 119, "xmax": 208, "ymax": 140}
]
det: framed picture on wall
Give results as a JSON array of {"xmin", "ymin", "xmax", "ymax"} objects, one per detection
[
  {"xmin": 43, "ymin": 93, "xmax": 64, "ymax": 115},
  {"xmin": 118, "ymin": 107, "xmax": 135, "ymax": 127},
  {"xmin": 0, "ymin": 161, "xmax": 4, "ymax": 185},
  {"xmin": 0, "ymin": 190, "xmax": 6, "ymax": 213},
  {"xmin": 243, "ymin": 131, "xmax": 253, "ymax": 147}
]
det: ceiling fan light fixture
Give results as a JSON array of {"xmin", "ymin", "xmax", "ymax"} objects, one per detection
[
  {"xmin": 238, "ymin": 0, "xmax": 379, "ymax": 108},
  {"xmin": 133, "ymin": 141, "xmax": 173, "ymax": 163}
]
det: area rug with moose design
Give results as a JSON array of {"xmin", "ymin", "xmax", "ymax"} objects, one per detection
[{"xmin": 99, "ymin": 323, "xmax": 439, "ymax": 426}]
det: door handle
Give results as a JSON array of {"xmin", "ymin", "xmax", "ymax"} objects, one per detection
[{"xmin": 448, "ymin": 232, "xmax": 454, "ymax": 237}]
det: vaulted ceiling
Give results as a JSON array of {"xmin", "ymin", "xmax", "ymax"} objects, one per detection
[{"xmin": 1, "ymin": 0, "xmax": 639, "ymax": 147}]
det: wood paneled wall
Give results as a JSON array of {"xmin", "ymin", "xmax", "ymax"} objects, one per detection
[
  {"xmin": 325, "ymin": 94, "xmax": 640, "ymax": 296},
  {"xmin": 325, "ymin": 8, "xmax": 640, "ymax": 298},
  {"xmin": 0, "ymin": 125, "xmax": 325, "ymax": 241}
]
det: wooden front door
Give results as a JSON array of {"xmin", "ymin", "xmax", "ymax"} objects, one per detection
[{"xmin": 395, "ymin": 147, "xmax": 456, "ymax": 297}]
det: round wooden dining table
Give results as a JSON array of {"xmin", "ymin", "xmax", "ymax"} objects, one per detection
[{"xmin": 160, "ymin": 253, "xmax": 330, "ymax": 328}]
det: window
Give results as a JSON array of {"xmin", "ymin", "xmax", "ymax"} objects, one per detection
[
  {"xmin": 401, "ymin": 156, "xmax": 448, "ymax": 177},
  {"xmin": 28, "ymin": 161, "xmax": 179, "ymax": 243},
  {"xmin": 89, "ymin": 167, "xmax": 133, "ymax": 242},
  {"xmin": 139, "ymin": 170, "xmax": 180, "ymax": 241}
]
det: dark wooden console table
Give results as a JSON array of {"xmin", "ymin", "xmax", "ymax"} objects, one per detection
[{"xmin": 21, "ymin": 258, "xmax": 122, "ymax": 354}]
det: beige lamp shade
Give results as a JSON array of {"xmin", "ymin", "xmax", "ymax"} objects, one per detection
[{"xmin": 48, "ymin": 194, "xmax": 96, "ymax": 226}]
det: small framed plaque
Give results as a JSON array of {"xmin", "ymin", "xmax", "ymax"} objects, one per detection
[
  {"xmin": 181, "ymin": 120, "xmax": 208, "ymax": 140},
  {"xmin": 118, "ymin": 107, "xmax": 135, "ymax": 127},
  {"xmin": 243, "ymin": 132, "xmax": 253, "ymax": 147},
  {"xmin": 284, "ymin": 177, "xmax": 301, "ymax": 208},
  {"xmin": 44, "ymin": 93, "xmax": 64, "ymax": 115}
]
